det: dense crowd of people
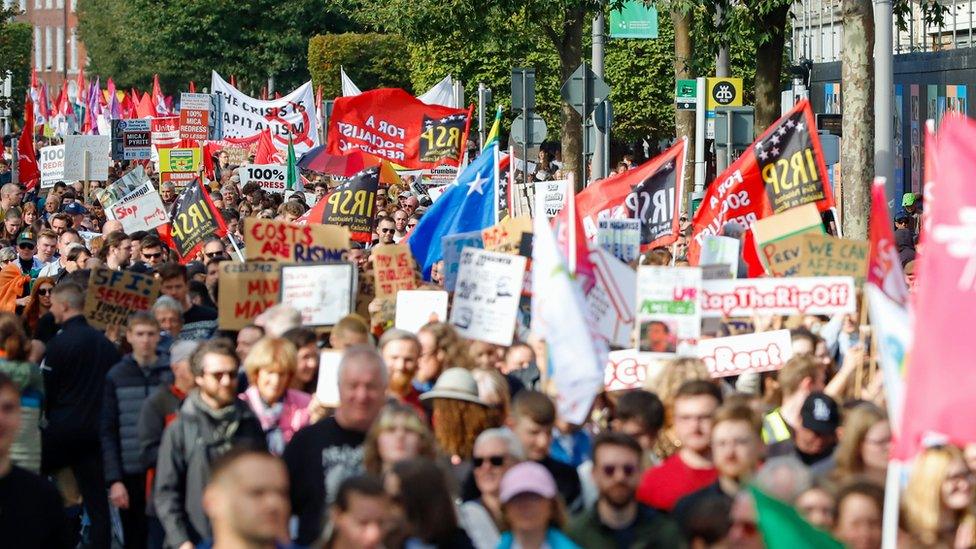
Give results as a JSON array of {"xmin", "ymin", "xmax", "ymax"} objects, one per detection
[{"xmin": 0, "ymin": 145, "xmax": 954, "ymax": 549}]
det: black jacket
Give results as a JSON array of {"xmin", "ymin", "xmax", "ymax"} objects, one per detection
[
  {"xmin": 41, "ymin": 315, "xmax": 121, "ymax": 463},
  {"xmin": 100, "ymin": 354, "xmax": 173, "ymax": 483},
  {"xmin": 154, "ymin": 391, "xmax": 266, "ymax": 547}
]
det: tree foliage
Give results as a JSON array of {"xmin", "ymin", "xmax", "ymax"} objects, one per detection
[
  {"xmin": 0, "ymin": 6, "xmax": 32, "ymax": 124},
  {"xmin": 308, "ymin": 33, "xmax": 412, "ymax": 99}
]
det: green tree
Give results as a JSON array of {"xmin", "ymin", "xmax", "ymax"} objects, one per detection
[
  {"xmin": 308, "ymin": 33, "xmax": 412, "ymax": 99},
  {"xmin": 0, "ymin": 6, "xmax": 32, "ymax": 125}
]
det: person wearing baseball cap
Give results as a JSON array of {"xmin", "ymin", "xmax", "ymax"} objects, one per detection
[
  {"xmin": 767, "ymin": 392, "xmax": 840, "ymax": 470},
  {"xmin": 497, "ymin": 461, "xmax": 580, "ymax": 549}
]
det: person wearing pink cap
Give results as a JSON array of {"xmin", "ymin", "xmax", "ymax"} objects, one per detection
[{"xmin": 497, "ymin": 461, "xmax": 581, "ymax": 549}]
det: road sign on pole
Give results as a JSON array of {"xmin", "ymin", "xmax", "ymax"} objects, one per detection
[
  {"xmin": 511, "ymin": 113, "xmax": 547, "ymax": 146},
  {"xmin": 676, "ymin": 79, "xmax": 697, "ymax": 110},
  {"xmin": 561, "ymin": 63, "xmax": 611, "ymax": 185},
  {"xmin": 512, "ymin": 68, "xmax": 538, "ymax": 188}
]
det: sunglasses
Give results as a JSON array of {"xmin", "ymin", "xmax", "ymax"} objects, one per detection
[
  {"xmin": 18, "ymin": 242, "xmax": 34, "ymax": 250},
  {"xmin": 203, "ymin": 370, "xmax": 236, "ymax": 381},
  {"xmin": 143, "ymin": 252, "xmax": 163, "ymax": 259},
  {"xmin": 379, "ymin": 228, "xmax": 395, "ymax": 234},
  {"xmin": 473, "ymin": 455, "xmax": 506, "ymax": 468},
  {"xmin": 601, "ymin": 464, "xmax": 637, "ymax": 477},
  {"xmin": 37, "ymin": 288, "xmax": 51, "ymax": 296},
  {"xmin": 205, "ymin": 251, "xmax": 224, "ymax": 258}
]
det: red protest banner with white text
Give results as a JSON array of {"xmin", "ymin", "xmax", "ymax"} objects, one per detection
[
  {"xmin": 696, "ymin": 329, "xmax": 793, "ymax": 378},
  {"xmin": 700, "ymin": 276, "xmax": 856, "ymax": 318},
  {"xmin": 689, "ymin": 100, "xmax": 834, "ymax": 275},
  {"xmin": 327, "ymin": 88, "xmax": 472, "ymax": 170}
]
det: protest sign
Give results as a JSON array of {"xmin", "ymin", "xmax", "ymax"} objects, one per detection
[
  {"xmin": 111, "ymin": 119, "xmax": 151, "ymax": 161},
  {"xmin": 157, "ymin": 179, "xmax": 227, "ymax": 263},
  {"xmin": 371, "ymin": 244, "xmax": 417, "ymax": 298},
  {"xmin": 316, "ymin": 351, "xmax": 342, "ymax": 407},
  {"xmin": 795, "ymin": 235, "xmax": 869, "ymax": 286},
  {"xmin": 279, "ymin": 263, "xmax": 356, "ymax": 326},
  {"xmin": 83, "ymin": 267, "xmax": 160, "ymax": 329},
  {"xmin": 304, "ymin": 167, "xmax": 379, "ymax": 243},
  {"xmin": 395, "ymin": 290, "xmax": 449, "ymax": 333},
  {"xmin": 597, "ymin": 218, "xmax": 641, "ymax": 263},
  {"xmin": 179, "ymin": 92, "xmax": 211, "ymax": 141},
  {"xmin": 588, "ymin": 247, "xmax": 637, "ymax": 349},
  {"xmin": 151, "ymin": 116, "xmax": 180, "ymax": 151},
  {"xmin": 535, "ymin": 179, "xmax": 568, "ymax": 218},
  {"xmin": 753, "ymin": 203, "xmax": 825, "ymax": 276},
  {"xmin": 700, "ymin": 236, "xmax": 740, "ymax": 278},
  {"xmin": 578, "ymin": 139, "xmax": 685, "ymax": 251},
  {"xmin": 239, "ymin": 164, "xmax": 288, "ymax": 194},
  {"xmin": 243, "ymin": 218, "xmax": 349, "ymax": 263},
  {"xmin": 636, "ymin": 266, "xmax": 702, "ymax": 354},
  {"xmin": 39, "ymin": 145, "xmax": 65, "ymax": 188},
  {"xmin": 327, "ymin": 88, "xmax": 471, "ymax": 169},
  {"xmin": 482, "ymin": 216, "xmax": 532, "ymax": 254},
  {"xmin": 701, "ymin": 264, "xmax": 734, "ymax": 280},
  {"xmin": 217, "ymin": 261, "xmax": 282, "ymax": 330},
  {"xmin": 700, "ymin": 276, "xmax": 857, "ymax": 318},
  {"xmin": 63, "ymin": 135, "xmax": 111, "ymax": 181},
  {"xmin": 110, "ymin": 185, "xmax": 169, "ymax": 233},
  {"xmin": 97, "ymin": 166, "xmax": 149, "ymax": 209},
  {"xmin": 211, "ymin": 71, "xmax": 319, "ymax": 154},
  {"xmin": 442, "ymin": 230, "xmax": 484, "ymax": 292},
  {"xmin": 158, "ymin": 148, "xmax": 202, "ymax": 173},
  {"xmin": 604, "ymin": 350, "xmax": 669, "ymax": 392},
  {"xmin": 450, "ymin": 247, "xmax": 527, "ymax": 346},
  {"xmin": 696, "ymin": 329, "xmax": 794, "ymax": 378}
]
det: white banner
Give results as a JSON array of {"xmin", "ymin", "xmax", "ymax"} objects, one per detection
[
  {"xmin": 696, "ymin": 329, "xmax": 794, "ymax": 378},
  {"xmin": 211, "ymin": 71, "xmax": 319, "ymax": 154},
  {"xmin": 63, "ymin": 135, "xmax": 111, "ymax": 181},
  {"xmin": 110, "ymin": 185, "xmax": 169, "ymax": 233},
  {"xmin": 278, "ymin": 263, "xmax": 356, "ymax": 326},
  {"xmin": 700, "ymin": 276, "xmax": 857, "ymax": 318},
  {"xmin": 239, "ymin": 164, "xmax": 288, "ymax": 193},
  {"xmin": 535, "ymin": 178, "xmax": 568, "ymax": 218},
  {"xmin": 450, "ymin": 247, "xmax": 527, "ymax": 346},
  {"xmin": 395, "ymin": 290, "xmax": 449, "ymax": 334},
  {"xmin": 40, "ymin": 145, "xmax": 65, "ymax": 188}
]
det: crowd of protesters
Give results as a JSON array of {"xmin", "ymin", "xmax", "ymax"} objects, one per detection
[{"xmin": 0, "ymin": 147, "xmax": 955, "ymax": 549}]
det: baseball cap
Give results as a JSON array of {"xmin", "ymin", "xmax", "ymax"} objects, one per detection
[
  {"xmin": 902, "ymin": 192, "xmax": 916, "ymax": 207},
  {"xmin": 499, "ymin": 462, "xmax": 558, "ymax": 504},
  {"xmin": 64, "ymin": 202, "xmax": 88, "ymax": 216},
  {"xmin": 16, "ymin": 231, "xmax": 35, "ymax": 246},
  {"xmin": 800, "ymin": 392, "xmax": 840, "ymax": 434}
]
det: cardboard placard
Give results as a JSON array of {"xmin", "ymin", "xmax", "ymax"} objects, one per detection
[
  {"xmin": 753, "ymin": 203, "xmax": 825, "ymax": 274},
  {"xmin": 482, "ymin": 216, "xmax": 532, "ymax": 254},
  {"xmin": 696, "ymin": 329, "xmax": 794, "ymax": 378},
  {"xmin": 395, "ymin": 290, "xmax": 449, "ymax": 333},
  {"xmin": 316, "ymin": 351, "xmax": 342, "ymax": 407},
  {"xmin": 279, "ymin": 263, "xmax": 356, "ymax": 326},
  {"xmin": 371, "ymin": 244, "xmax": 417, "ymax": 298},
  {"xmin": 597, "ymin": 218, "xmax": 641, "ymax": 263},
  {"xmin": 243, "ymin": 218, "xmax": 350, "ymax": 262},
  {"xmin": 796, "ymin": 235, "xmax": 869, "ymax": 286},
  {"xmin": 39, "ymin": 145, "xmax": 65, "ymax": 188},
  {"xmin": 588, "ymin": 247, "xmax": 637, "ymax": 349},
  {"xmin": 110, "ymin": 186, "xmax": 169, "ymax": 233},
  {"xmin": 239, "ymin": 164, "xmax": 288, "ymax": 194},
  {"xmin": 636, "ymin": 266, "xmax": 702, "ymax": 354},
  {"xmin": 441, "ymin": 230, "xmax": 484, "ymax": 292},
  {"xmin": 450, "ymin": 247, "xmax": 527, "ymax": 346},
  {"xmin": 700, "ymin": 276, "xmax": 857, "ymax": 318},
  {"xmin": 699, "ymin": 236, "xmax": 740, "ymax": 278},
  {"xmin": 217, "ymin": 261, "xmax": 283, "ymax": 330},
  {"xmin": 83, "ymin": 267, "xmax": 160, "ymax": 329},
  {"xmin": 63, "ymin": 135, "xmax": 112, "ymax": 181}
]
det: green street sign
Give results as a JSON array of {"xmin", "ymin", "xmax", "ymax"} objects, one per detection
[
  {"xmin": 676, "ymin": 79, "xmax": 697, "ymax": 110},
  {"xmin": 609, "ymin": 1, "xmax": 659, "ymax": 39}
]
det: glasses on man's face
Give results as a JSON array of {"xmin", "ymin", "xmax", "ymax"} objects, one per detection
[
  {"xmin": 380, "ymin": 228, "xmax": 395, "ymax": 234},
  {"xmin": 473, "ymin": 455, "xmax": 506, "ymax": 468},
  {"xmin": 203, "ymin": 370, "xmax": 235, "ymax": 382},
  {"xmin": 600, "ymin": 464, "xmax": 637, "ymax": 478},
  {"xmin": 143, "ymin": 252, "xmax": 163, "ymax": 259},
  {"xmin": 206, "ymin": 251, "xmax": 224, "ymax": 258}
]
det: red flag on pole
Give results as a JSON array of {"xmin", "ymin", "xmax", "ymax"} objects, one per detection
[
  {"xmin": 188, "ymin": 81, "xmax": 196, "ymax": 93},
  {"xmin": 152, "ymin": 74, "xmax": 167, "ymax": 116},
  {"xmin": 18, "ymin": 95, "xmax": 40, "ymax": 189}
]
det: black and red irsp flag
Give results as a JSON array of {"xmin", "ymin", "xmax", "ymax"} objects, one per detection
[
  {"xmin": 303, "ymin": 167, "xmax": 379, "ymax": 244},
  {"xmin": 158, "ymin": 178, "xmax": 227, "ymax": 263}
]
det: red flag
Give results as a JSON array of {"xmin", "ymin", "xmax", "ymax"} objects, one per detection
[
  {"xmin": 689, "ymin": 100, "xmax": 834, "ymax": 275},
  {"xmin": 254, "ymin": 128, "xmax": 282, "ymax": 164},
  {"xmin": 576, "ymin": 138, "xmax": 686, "ymax": 251},
  {"xmin": 553, "ymin": 181, "xmax": 596, "ymax": 292},
  {"xmin": 136, "ymin": 92, "xmax": 155, "ymax": 119},
  {"xmin": 75, "ymin": 67, "xmax": 87, "ymax": 105},
  {"xmin": 188, "ymin": 81, "xmax": 196, "ymax": 93},
  {"xmin": 30, "ymin": 68, "xmax": 38, "ymax": 90},
  {"xmin": 36, "ymin": 83, "xmax": 49, "ymax": 125},
  {"xmin": 893, "ymin": 114, "xmax": 976, "ymax": 460},
  {"xmin": 18, "ymin": 96, "xmax": 40, "ymax": 189},
  {"xmin": 327, "ymin": 88, "xmax": 472, "ymax": 170},
  {"xmin": 304, "ymin": 167, "xmax": 380, "ymax": 243},
  {"xmin": 152, "ymin": 74, "xmax": 167, "ymax": 116},
  {"xmin": 229, "ymin": 74, "xmax": 237, "ymax": 88},
  {"xmin": 867, "ymin": 178, "xmax": 910, "ymax": 306}
]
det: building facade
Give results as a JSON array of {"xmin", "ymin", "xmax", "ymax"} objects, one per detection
[{"xmin": 6, "ymin": 0, "xmax": 86, "ymax": 95}]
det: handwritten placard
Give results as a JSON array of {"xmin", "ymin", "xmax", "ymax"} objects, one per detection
[
  {"xmin": 244, "ymin": 218, "xmax": 350, "ymax": 263},
  {"xmin": 217, "ymin": 261, "xmax": 282, "ymax": 330},
  {"xmin": 450, "ymin": 248, "xmax": 527, "ymax": 346},
  {"xmin": 371, "ymin": 244, "xmax": 417, "ymax": 298},
  {"xmin": 83, "ymin": 267, "xmax": 160, "ymax": 329}
]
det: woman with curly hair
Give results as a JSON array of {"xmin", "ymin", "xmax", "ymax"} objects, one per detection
[
  {"xmin": 362, "ymin": 403, "xmax": 437, "ymax": 476},
  {"xmin": 420, "ymin": 368, "xmax": 493, "ymax": 475},
  {"xmin": 20, "ymin": 276, "xmax": 55, "ymax": 338},
  {"xmin": 416, "ymin": 322, "xmax": 474, "ymax": 392}
]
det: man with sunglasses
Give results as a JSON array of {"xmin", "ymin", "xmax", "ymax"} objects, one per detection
[
  {"xmin": 375, "ymin": 217, "xmax": 397, "ymax": 246},
  {"xmin": 569, "ymin": 432, "xmax": 682, "ymax": 548},
  {"xmin": 202, "ymin": 237, "xmax": 227, "ymax": 266},
  {"xmin": 138, "ymin": 235, "xmax": 167, "ymax": 271},
  {"xmin": 15, "ymin": 231, "xmax": 43, "ymax": 276}
]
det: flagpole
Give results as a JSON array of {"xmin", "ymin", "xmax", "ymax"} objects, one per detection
[
  {"xmin": 881, "ymin": 460, "xmax": 901, "ymax": 549},
  {"xmin": 568, "ymin": 172, "xmax": 577, "ymax": 273},
  {"xmin": 493, "ymin": 144, "xmax": 500, "ymax": 224}
]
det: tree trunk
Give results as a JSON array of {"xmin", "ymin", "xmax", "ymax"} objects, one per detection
[
  {"xmin": 557, "ymin": 8, "xmax": 585, "ymax": 191},
  {"xmin": 672, "ymin": 10, "xmax": 695, "ymax": 203},
  {"xmin": 841, "ymin": 0, "xmax": 874, "ymax": 239},
  {"xmin": 753, "ymin": 4, "xmax": 790, "ymax": 134}
]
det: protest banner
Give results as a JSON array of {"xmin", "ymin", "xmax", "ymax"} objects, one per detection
[
  {"xmin": 371, "ymin": 243, "xmax": 418, "ymax": 298},
  {"xmin": 243, "ymin": 218, "xmax": 350, "ymax": 263},
  {"xmin": 316, "ymin": 351, "xmax": 342, "ymax": 407},
  {"xmin": 83, "ymin": 267, "xmax": 160, "ymax": 329},
  {"xmin": 97, "ymin": 166, "xmax": 149, "ymax": 209},
  {"xmin": 158, "ymin": 148, "xmax": 202, "ymax": 173},
  {"xmin": 604, "ymin": 350, "xmax": 669, "ymax": 392},
  {"xmin": 753, "ymin": 203, "xmax": 825, "ymax": 276},
  {"xmin": 239, "ymin": 164, "xmax": 288, "ymax": 194},
  {"xmin": 111, "ymin": 119, "xmax": 151, "ymax": 161},
  {"xmin": 597, "ymin": 218, "xmax": 641, "ymax": 263},
  {"xmin": 63, "ymin": 135, "xmax": 111, "ymax": 181},
  {"xmin": 39, "ymin": 145, "xmax": 65, "ymax": 188},
  {"xmin": 588, "ymin": 247, "xmax": 637, "ymax": 349},
  {"xmin": 304, "ymin": 167, "xmax": 379, "ymax": 243},
  {"xmin": 689, "ymin": 100, "xmax": 834, "ymax": 274},
  {"xmin": 535, "ymin": 179, "xmax": 569, "ymax": 218},
  {"xmin": 482, "ymin": 216, "xmax": 532, "ymax": 254},
  {"xmin": 110, "ymin": 185, "xmax": 169, "ymax": 233},
  {"xmin": 217, "ymin": 261, "xmax": 282, "ymax": 330},
  {"xmin": 636, "ymin": 266, "xmax": 702, "ymax": 354},
  {"xmin": 211, "ymin": 71, "xmax": 319, "ymax": 154},
  {"xmin": 179, "ymin": 92, "xmax": 211, "ymax": 141},
  {"xmin": 157, "ymin": 178, "xmax": 227, "ymax": 263},
  {"xmin": 699, "ymin": 236, "xmax": 740, "ymax": 278},
  {"xmin": 327, "ymin": 88, "xmax": 472, "ymax": 169},
  {"xmin": 151, "ymin": 116, "xmax": 180, "ymax": 150},
  {"xmin": 700, "ymin": 276, "xmax": 857, "ymax": 318},
  {"xmin": 696, "ymin": 329, "xmax": 794, "ymax": 378},
  {"xmin": 451, "ymin": 247, "xmax": 527, "ymax": 346},
  {"xmin": 279, "ymin": 263, "xmax": 356, "ymax": 326},
  {"xmin": 795, "ymin": 234, "xmax": 869, "ymax": 286},
  {"xmin": 578, "ymin": 139, "xmax": 685, "ymax": 250},
  {"xmin": 395, "ymin": 290, "xmax": 449, "ymax": 333},
  {"xmin": 441, "ymin": 230, "xmax": 484, "ymax": 292}
]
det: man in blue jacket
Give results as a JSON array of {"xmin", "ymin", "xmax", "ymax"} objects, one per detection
[{"xmin": 101, "ymin": 312, "xmax": 172, "ymax": 549}]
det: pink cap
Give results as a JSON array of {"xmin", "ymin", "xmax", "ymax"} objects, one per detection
[{"xmin": 499, "ymin": 462, "xmax": 557, "ymax": 504}]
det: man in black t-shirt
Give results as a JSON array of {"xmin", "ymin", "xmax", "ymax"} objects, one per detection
[
  {"xmin": 0, "ymin": 371, "xmax": 69, "ymax": 548},
  {"xmin": 157, "ymin": 262, "xmax": 217, "ymax": 340},
  {"xmin": 283, "ymin": 346, "xmax": 388, "ymax": 545}
]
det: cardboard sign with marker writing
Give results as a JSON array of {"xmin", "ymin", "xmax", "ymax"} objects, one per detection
[
  {"xmin": 482, "ymin": 216, "xmax": 532, "ymax": 254},
  {"xmin": 796, "ymin": 235, "xmax": 869, "ymax": 286},
  {"xmin": 371, "ymin": 244, "xmax": 418, "ymax": 298},
  {"xmin": 217, "ymin": 261, "xmax": 283, "ymax": 330},
  {"xmin": 753, "ymin": 203, "xmax": 825, "ymax": 275},
  {"xmin": 84, "ymin": 267, "xmax": 160, "ymax": 329},
  {"xmin": 243, "ymin": 218, "xmax": 350, "ymax": 263}
]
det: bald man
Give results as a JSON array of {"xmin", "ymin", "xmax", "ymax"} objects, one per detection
[{"xmin": 102, "ymin": 219, "xmax": 124, "ymax": 236}]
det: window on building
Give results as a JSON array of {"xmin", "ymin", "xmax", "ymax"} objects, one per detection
[
  {"xmin": 56, "ymin": 26, "xmax": 64, "ymax": 72},
  {"xmin": 34, "ymin": 0, "xmax": 40, "ymax": 10},
  {"xmin": 56, "ymin": 0, "xmax": 62, "ymax": 8},
  {"xmin": 33, "ymin": 26, "xmax": 41, "ymax": 70},
  {"xmin": 44, "ymin": 26, "xmax": 52, "ymax": 70},
  {"xmin": 44, "ymin": 0, "xmax": 52, "ymax": 9},
  {"xmin": 70, "ymin": 28, "xmax": 77, "ymax": 72}
]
